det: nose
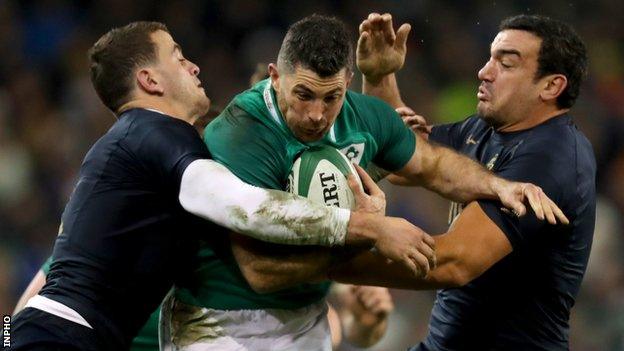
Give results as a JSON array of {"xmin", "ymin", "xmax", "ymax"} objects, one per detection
[
  {"xmin": 478, "ymin": 58, "xmax": 494, "ymax": 82},
  {"xmin": 307, "ymin": 100, "xmax": 324, "ymax": 123},
  {"xmin": 188, "ymin": 60, "xmax": 200, "ymax": 76}
]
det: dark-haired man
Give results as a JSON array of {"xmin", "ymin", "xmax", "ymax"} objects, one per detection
[
  {"xmin": 162, "ymin": 14, "xmax": 567, "ymax": 350},
  {"xmin": 330, "ymin": 13, "xmax": 596, "ymax": 350},
  {"xmin": 9, "ymin": 21, "xmax": 440, "ymax": 351}
]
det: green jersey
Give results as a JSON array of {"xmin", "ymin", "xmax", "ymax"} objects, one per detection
[
  {"xmin": 175, "ymin": 79, "xmax": 415, "ymax": 311},
  {"xmin": 41, "ymin": 257, "xmax": 159, "ymax": 351}
]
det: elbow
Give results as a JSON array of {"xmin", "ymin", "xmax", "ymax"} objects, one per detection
[{"xmin": 444, "ymin": 262, "xmax": 473, "ymax": 288}]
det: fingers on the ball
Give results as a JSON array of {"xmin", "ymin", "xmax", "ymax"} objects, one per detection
[
  {"xmin": 347, "ymin": 174, "xmax": 364, "ymax": 197},
  {"xmin": 354, "ymin": 163, "xmax": 382, "ymax": 196}
]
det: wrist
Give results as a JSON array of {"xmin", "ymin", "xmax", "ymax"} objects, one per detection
[
  {"xmin": 488, "ymin": 176, "xmax": 506, "ymax": 200},
  {"xmin": 346, "ymin": 211, "xmax": 379, "ymax": 246},
  {"xmin": 363, "ymin": 72, "xmax": 396, "ymax": 87}
]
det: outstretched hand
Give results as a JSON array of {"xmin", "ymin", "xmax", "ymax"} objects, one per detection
[
  {"xmin": 357, "ymin": 13, "xmax": 411, "ymax": 83},
  {"xmin": 494, "ymin": 180, "xmax": 570, "ymax": 225}
]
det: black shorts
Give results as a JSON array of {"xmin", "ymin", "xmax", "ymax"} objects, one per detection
[{"xmin": 11, "ymin": 308, "xmax": 116, "ymax": 351}]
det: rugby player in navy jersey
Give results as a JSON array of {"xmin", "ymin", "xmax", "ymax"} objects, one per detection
[
  {"xmin": 225, "ymin": 12, "xmax": 593, "ymax": 351},
  {"xmin": 328, "ymin": 13, "xmax": 595, "ymax": 350},
  {"xmin": 9, "ymin": 21, "xmax": 442, "ymax": 351}
]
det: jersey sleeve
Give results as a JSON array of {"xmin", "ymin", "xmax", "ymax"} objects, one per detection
[
  {"xmin": 477, "ymin": 148, "xmax": 565, "ymax": 249},
  {"xmin": 135, "ymin": 120, "xmax": 211, "ymax": 191},
  {"xmin": 353, "ymin": 94, "xmax": 416, "ymax": 171},
  {"xmin": 204, "ymin": 104, "xmax": 289, "ymax": 190},
  {"xmin": 429, "ymin": 116, "xmax": 474, "ymax": 150}
]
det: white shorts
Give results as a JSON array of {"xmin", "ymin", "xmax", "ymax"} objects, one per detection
[{"xmin": 159, "ymin": 292, "xmax": 331, "ymax": 351}]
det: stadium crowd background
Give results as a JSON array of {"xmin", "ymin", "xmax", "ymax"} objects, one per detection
[{"xmin": 0, "ymin": 0, "xmax": 622, "ymax": 350}]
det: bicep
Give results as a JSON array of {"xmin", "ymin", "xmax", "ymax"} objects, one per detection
[
  {"xmin": 390, "ymin": 133, "xmax": 433, "ymax": 185},
  {"xmin": 329, "ymin": 202, "xmax": 513, "ymax": 289},
  {"xmin": 431, "ymin": 202, "xmax": 512, "ymax": 285}
]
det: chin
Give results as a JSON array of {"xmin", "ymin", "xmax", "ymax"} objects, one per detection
[{"xmin": 477, "ymin": 109, "xmax": 507, "ymax": 129}]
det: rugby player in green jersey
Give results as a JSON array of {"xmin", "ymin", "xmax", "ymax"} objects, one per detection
[
  {"xmin": 162, "ymin": 14, "xmax": 567, "ymax": 350},
  {"xmin": 12, "ymin": 20, "xmax": 438, "ymax": 351}
]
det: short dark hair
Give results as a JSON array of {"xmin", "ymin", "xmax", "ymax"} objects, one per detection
[
  {"xmin": 500, "ymin": 15, "xmax": 588, "ymax": 109},
  {"xmin": 88, "ymin": 21, "xmax": 168, "ymax": 113},
  {"xmin": 278, "ymin": 14, "xmax": 353, "ymax": 77}
]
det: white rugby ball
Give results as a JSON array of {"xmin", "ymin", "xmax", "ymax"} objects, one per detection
[{"xmin": 288, "ymin": 145, "xmax": 362, "ymax": 210}]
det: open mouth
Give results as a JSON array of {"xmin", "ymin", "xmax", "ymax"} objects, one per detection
[{"xmin": 477, "ymin": 86, "xmax": 489, "ymax": 101}]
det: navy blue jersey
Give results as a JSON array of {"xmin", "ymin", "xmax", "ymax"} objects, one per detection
[
  {"xmin": 38, "ymin": 109, "xmax": 213, "ymax": 349},
  {"xmin": 415, "ymin": 114, "xmax": 596, "ymax": 351}
]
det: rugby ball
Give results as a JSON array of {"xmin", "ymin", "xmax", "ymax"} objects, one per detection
[{"xmin": 288, "ymin": 146, "xmax": 362, "ymax": 209}]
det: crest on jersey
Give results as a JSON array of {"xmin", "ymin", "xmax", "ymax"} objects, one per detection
[{"xmin": 340, "ymin": 143, "xmax": 364, "ymax": 164}]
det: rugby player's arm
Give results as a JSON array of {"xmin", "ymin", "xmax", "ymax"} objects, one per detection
[
  {"xmin": 179, "ymin": 159, "xmax": 384, "ymax": 248},
  {"xmin": 392, "ymin": 133, "xmax": 509, "ymax": 203},
  {"xmin": 329, "ymin": 202, "xmax": 512, "ymax": 289},
  {"xmin": 13, "ymin": 270, "xmax": 46, "ymax": 315},
  {"xmin": 230, "ymin": 232, "xmax": 360, "ymax": 293}
]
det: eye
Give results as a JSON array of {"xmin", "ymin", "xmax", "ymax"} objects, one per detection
[
  {"xmin": 296, "ymin": 92, "xmax": 311, "ymax": 101},
  {"xmin": 500, "ymin": 61, "xmax": 512, "ymax": 69},
  {"xmin": 323, "ymin": 95, "xmax": 339, "ymax": 103}
]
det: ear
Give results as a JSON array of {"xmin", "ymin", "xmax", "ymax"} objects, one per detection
[
  {"xmin": 539, "ymin": 74, "xmax": 567, "ymax": 104},
  {"xmin": 136, "ymin": 68, "xmax": 164, "ymax": 95},
  {"xmin": 345, "ymin": 70, "xmax": 354, "ymax": 88},
  {"xmin": 268, "ymin": 63, "xmax": 280, "ymax": 92}
]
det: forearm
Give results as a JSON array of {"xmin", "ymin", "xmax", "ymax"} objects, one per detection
[
  {"xmin": 411, "ymin": 137, "xmax": 504, "ymax": 203},
  {"xmin": 330, "ymin": 202, "xmax": 512, "ymax": 289},
  {"xmin": 180, "ymin": 159, "xmax": 351, "ymax": 246},
  {"xmin": 329, "ymin": 231, "xmax": 467, "ymax": 290},
  {"xmin": 231, "ymin": 233, "xmax": 365, "ymax": 293},
  {"xmin": 362, "ymin": 74, "xmax": 405, "ymax": 109}
]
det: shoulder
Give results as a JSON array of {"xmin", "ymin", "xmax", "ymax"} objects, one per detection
[
  {"xmin": 430, "ymin": 114, "xmax": 486, "ymax": 149},
  {"xmin": 515, "ymin": 115, "xmax": 594, "ymax": 171},
  {"xmin": 122, "ymin": 110, "xmax": 208, "ymax": 163},
  {"xmin": 206, "ymin": 102, "xmax": 287, "ymax": 149}
]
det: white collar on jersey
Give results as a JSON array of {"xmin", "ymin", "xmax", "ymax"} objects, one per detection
[{"xmin": 144, "ymin": 108, "xmax": 167, "ymax": 115}]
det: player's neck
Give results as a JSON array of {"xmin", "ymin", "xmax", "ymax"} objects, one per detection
[
  {"xmin": 497, "ymin": 106, "xmax": 569, "ymax": 132},
  {"xmin": 118, "ymin": 98, "xmax": 197, "ymax": 125}
]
